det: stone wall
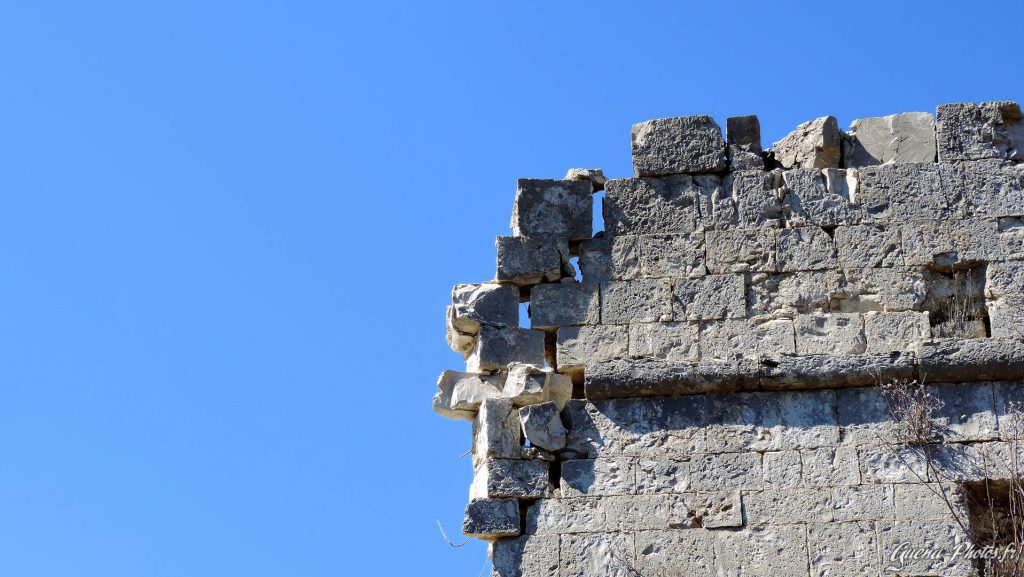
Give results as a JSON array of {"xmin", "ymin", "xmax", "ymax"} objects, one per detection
[{"xmin": 433, "ymin": 101, "xmax": 1024, "ymax": 577}]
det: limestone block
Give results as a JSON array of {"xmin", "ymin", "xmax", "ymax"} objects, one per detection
[
  {"xmin": 491, "ymin": 534, "xmax": 558, "ymax": 577},
  {"xmin": 977, "ymin": 441, "xmax": 1024, "ymax": 479},
  {"xmin": 692, "ymin": 173, "xmax": 737, "ymax": 228},
  {"xmin": 474, "ymin": 398, "xmax": 522, "ymax": 463},
  {"xmin": 836, "ymin": 387, "xmax": 893, "ymax": 446},
  {"xmin": 690, "ymin": 451, "xmax": 764, "ymax": 490},
  {"xmin": 714, "ymin": 525, "xmax": 811, "ymax": 577},
  {"xmin": 772, "ymin": 116, "xmax": 842, "ymax": 169},
  {"xmin": 562, "ymin": 396, "xmax": 708, "ymax": 459},
  {"xmin": 471, "ymin": 458, "xmax": 550, "ymax": 499},
  {"xmin": 494, "ymin": 236, "xmax": 571, "ymax": 287},
  {"xmin": 844, "ymin": 111, "xmax": 937, "ymax": 167},
  {"xmin": 928, "ymin": 382, "xmax": 997, "ymax": 441},
  {"xmin": 987, "ymin": 261, "xmax": 1024, "ymax": 339},
  {"xmin": 777, "ymin": 226, "xmax": 838, "ymax": 272},
  {"xmin": 563, "ymin": 167, "xmax": 606, "ymax": 192},
  {"xmin": 940, "ymin": 159, "xmax": 1024, "ymax": 218},
  {"xmin": 894, "ymin": 482, "xmax": 966, "ymax": 522},
  {"xmin": 831, "ymin": 484, "xmax": 895, "ymax": 522},
  {"xmin": 707, "ymin": 390, "xmax": 839, "ymax": 452},
  {"xmin": 743, "ymin": 487, "xmax": 833, "ymax": 524},
  {"xmin": 523, "ymin": 497, "xmax": 605, "ymax": 535},
  {"xmin": 636, "ymin": 459, "xmax": 693, "ymax": 494},
  {"xmin": 795, "ymin": 313, "xmax": 866, "ymax": 355},
  {"xmin": 919, "ymin": 338, "xmax": 1024, "ymax": 383},
  {"xmin": 600, "ymin": 279, "xmax": 672, "ymax": 324},
  {"xmin": 733, "ymin": 169, "xmax": 785, "ymax": 227},
  {"xmin": 603, "ymin": 494, "xmax": 685, "ymax": 531},
  {"xmin": 763, "ymin": 450, "xmax": 802, "ymax": 488},
  {"xmin": 559, "ymin": 532, "xmax": 636, "ymax": 577},
  {"xmin": 447, "ymin": 283, "xmax": 519, "ymax": 353},
  {"xmin": 760, "ymin": 352, "xmax": 915, "ymax": 390},
  {"xmin": 864, "ymin": 311, "xmax": 930, "ymax": 353},
  {"xmin": 510, "ymin": 178, "xmax": 592, "ymax": 241},
  {"xmin": 997, "ymin": 217, "xmax": 1024, "ymax": 261},
  {"xmin": 503, "ymin": 364, "xmax": 544, "ymax": 406},
  {"xmin": 746, "ymin": 270, "xmax": 846, "ymax": 316},
  {"xmin": 608, "ymin": 235, "xmax": 642, "ymax": 279},
  {"xmin": 858, "ymin": 445, "xmax": 928, "ymax": 484},
  {"xmin": 901, "ymin": 218, "xmax": 1001, "ymax": 269},
  {"xmin": 936, "ymin": 100, "xmax": 1024, "ymax": 162},
  {"xmin": 634, "ymin": 530, "xmax": 717, "ymax": 577},
  {"xmin": 433, "ymin": 370, "xmax": 505, "ymax": 420},
  {"xmin": 699, "ymin": 318, "xmax": 796, "ymax": 360},
  {"xmin": 727, "ymin": 114, "xmax": 763, "ymax": 170},
  {"xmin": 993, "ymin": 381, "xmax": 1024, "ymax": 437},
  {"xmin": 627, "ymin": 322, "xmax": 699, "ymax": 363},
  {"xmin": 631, "ymin": 115, "xmax": 727, "ymax": 176},
  {"xmin": 528, "ymin": 283, "xmax": 599, "ymax": 330},
  {"xmin": 807, "ymin": 521, "xmax": 880, "ymax": 577},
  {"xmin": 781, "ymin": 168, "xmax": 860, "ymax": 227},
  {"xmin": 638, "ymin": 233, "xmax": 706, "ymax": 278},
  {"xmin": 839, "ymin": 267, "xmax": 927, "ymax": 312},
  {"xmin": 603, "ymin": 176, "xmax": 700, "ymax": 235},
  {"xmin": 835, "ymin": 224, "xmax": 904, "ymax": 268},
  {"xmin": 877, "ymin": 520, "xmax": 974, "ymax": 576},
  {"xmin": 676, "ymin": 490, "xmax": 743, "ymax": 528},
  {"xmin": 576, "ymin": 235, "xmax": 644, "ymax": 283},
  {"xmin": 931, "ymin": 442, "xmax": 987, "ymax": 482},
  {"xmin": 466, "ymin": 326, "xmax": 546, "ymax": 372},
  {"xmin": 554, "ymin": 325, "xmax": 628, "ymax": 377},
  {"xmin": 518, "ymin": 402, "xmax": 566, "ymax": 452},
  {"xmin": 462, "ymin": 498, "xmax": 520, "ymax": 540},
  {"xmin": 560, "ymin": 458, "xmax": 636, "ymax": 497},
  {"xmin": 705, "ymin": 228, "xmax": 777, "ymax": 274},
  {"xmin": 857, "ymin": 163, "xmax": 951, "ymax": 222},
  {"xmin": 672, "ymin": 274, "xmax": 746, "ymax": 321},
  {"xmin": 584, "ymin": 357, "xmax": 758, "ymax": 399},
  {"xmin": 801, "ymin": 446, "xmax": 861, "ymax": 487}
]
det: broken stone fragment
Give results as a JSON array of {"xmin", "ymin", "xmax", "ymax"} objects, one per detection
[
  {"xmin": 471, "ymin": 458, "xmax": 551, "ymax": 499},
  {"xmin": 494, "ymin": 236, "xmax": 571, "ymax": 287},
  {"xmin": 519, "ymin": 401, "xmax": 567, "ymax": 452},
  {"xmin": 936, "ymin": 101, "xmax": 1024, "ymax": 162},
  {"xmin": 631, "ymin": 115, "xmax": 728, "ymax": 176},
  {"xmin": 771, "ymin": 116, "xmax": 842, "ymax": 169},
  {"xmin": 466, "ymin": 326, "xmax": 546, "ymax": 373},
  {"xmin": 461, "ymin": 498, "xmax": 520, "ymax": 540},
  {"xmin": 432, "ymin": 370, "xmax": 505, "ymax": 420},
  {"xmin": 727, "ymin": 115, "xmax": 764, "ymax": 170},
  {"xmin": 843, "ymin": 112, "xmax": 937, "ymax": 167},
  {"xmin": 473, "ymin": 398, "xmax": 522, "ymax": 464},
  {"xmin": 502, "ymin": 363, "xmax": 572, "ymax": 410},
  {"xmin": 446, "ymin": 283, "xmax": 519, "ymax": 354},
  {"xmin": 510, "ymin": 178, "xmax": 592, "ymax": 241},
  {"xmin": 563, "ymin": 168, "xmax": 607, "ymax": 192}
]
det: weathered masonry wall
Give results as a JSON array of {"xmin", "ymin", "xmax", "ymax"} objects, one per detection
[{"xmin": 433, "ymin": 101, "xmax": 1024, "ymax": 577}]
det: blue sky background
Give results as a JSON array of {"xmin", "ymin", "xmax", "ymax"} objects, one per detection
[{"xmin": 0, "ymin": 1, "xmax": 1020, "ymax": 575}]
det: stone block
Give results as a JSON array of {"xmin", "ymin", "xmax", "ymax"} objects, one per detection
[
  {"xmin": 807, "ymin": 521, "xmax": 880, "ymax": 577},
  {"xmin": 940, "ymin": 159, "xmax": 1024, "ymax": 218},
  {"xmin": 562, "ymin": 397, "xmax": 707, "ymax": 460},
  {"xmin": 864, "ymin": 311, "xmax": 930, "ymax": 353},
  {"xmin": 837, "ymin": 387, "xmax": 893, "ymax": 446},
  {"xmin": 563, "ymin": 167, "xmax": 606, "ymax": 192},
  {"xmin": 699, "ymin": 318, "xmax": 796, "ymax": 360},
  {"xmin": 831, "ymin": 484, "xmax": 895, "ymax": 522},
  {"xmin": 857, "ymin": 163, "xmax": 951, "ymax": 222},
  {"xmin": 705, "ymin": 228, "xmax": 777, "ymax": 273},
  {"xmin": 993, "ymin": 381, "xmax": 1024, "ymax": 437},
  {"xmin": 471, "ymin": 458, "xmax": 550, "ymax": 499},
  {"xmin": 503, "ymin": 364, "xmax": 568, "ymax": 408},
  {"xmin": 560, "ymin": 458, "xmax": 636, "ymax": 497},
  {"xmin": 559, "ymin": 532, "xmax": 636, "ymax": 577},
  {"xmin": 466, "ymin": 326, "xmax": 546, "ymax": 372},
  {"xmin": 519, "ymin": 402, "xmax": 567, "ymax": 452},
  {"xmin": 714, "ymin": 525, "xmax": 811, "ymax": 577},
  {"xmin": 523, "ymin": 497, "xmax": 605, "ymax": 535},
  {"xmin": 728, "ymin": 114, "xmax": 762, "ymax": 153},
  {"xmin": 706, "ymin": 390, "xmax": 840, "ymax": 452},
  {"xmin": 919, "ymin": 338, "xmax": 1024, "ymax": 383},
  {"xmin": 801, "ymin": 446, "xmax": 861, "ymax": 487},
  {"xmin": 677, "ymin": 490, "xmax": 743, "ymax": 528},
  {"xmin": 672, "ymin": 274, "xmax": 746, "ymax": 321},
  {"xmin": 781, "ymin": 168, "xmax": 860, "ymax": 227},
  {"xmin": 690, "ymin": 451, "xmax": 764, "ymax": 490},
  {"xmin": 844, "ymin": 111, "xmax": 937, "ymax": 167},
  {"xmin": 772, "ymin": 115, "xmax": 842, "ymax": 169},
  {"xmin": 576, "ymin": 236, "xmax": 614, "ymax": 283},
  {"xmin": 877, "ymin": 520, "xmax": 974, "ymax": 576},
  {"xmin": 603, "ymin": 176, "xmax": 700, "ymax": 235},
  {"xmin": 634, "ymin": 530, "xmax": 717, "ymax": 577},
  {"xmin": 763, "ymin": 450, "xmax": 802, "ymax": 488},
  {"xmin": 462, "ymin": 498, "xmax": 520, "ymax": 539},
  {"xmin": 636, "ymin": 459, "xmax": 693, "ymax": 494},
  {"xmin": 931, "ymin": 442, "xmax": 987, "ymax": 482},
  {"xmin": 631, "ymin": 115, "xmax": 727, "ymax": 176},
  {"xmin": 528, "ymin": 283, "xmax": 600, "ymax": 330},
  {"xmin": 447, "ymin": 283, "xmax": 519, "ymax": 354},
  {"xmin": 638, "ymin": 233, "xmax": 706, "ymax": 278},
  {"xmin": 554, "ymin": 325, "xmax": 628, "ymax": 377},
  {"xmin": 603, "ymin": 494, "xmax": 684, "ymax": 531},
  {"xmin": 692, "ymin": 173, "xmax": 737, "ymax": 228},
  {"xmin": 893, "ymin": 482, "xmax": 965, "ymax": 522},
  {"xmin": 743, "ymin": 487, "xmax": 833, "ymax": 524},
  {"xmin": 858, "ymin": 445, "xmax": 928, "ymax": 484},
  {"xmin": 777, "ymin": 226, "xmax": 838, "ymax": 272},
  {"xmin": 510, "ymin": 178, "xmax": 592, "ymax": 241},
  {"xmin": 835, "ymin": 224, "xmax": 904, "ymax": 268},
  {"xmin": 987, "ymin": 261, "xmax": 1024, "ymax": 339},
  {"xmin": 760, "ymin": 352, "xmax": 915, "ymax": 391},
  {"xmin": 928, "ymin": 382, "xmax": 997, "ymax": 441},
  {"xmin": 733, "ymin": 169, "xmax": 785, "ymax": 227},
  {"xmin": 838, "ymin": 267, "xmax": 927, "ymax": 312},
  {"xmin": 584, "ymin": 357, "xmax": 758, "ymax": 399},
  {"xmin": 746, "ymin": 270, "xmax": 845, "ymax": 316},
  {"xmin": 433, "ymin": 370, "xmax": 505, "ymax": 420},
  {"xmin": 474, "ymin": 398, "xmax": 522, "ymax": 463},
  {"xmin": 998, "ymin": 217, "xmax": 1024, "ymax": 261},
  {"xmin": 936, "ymin": 100, "xmax": 1024, "ymax": 162},
  {"xmin": 795, "ymin": 313, "xmax": 866, "ymax": 355},
  {"xmin": 601, "ymin": 279, "xmax": 672, "ymax": 324},
  {"xmin": 627, "ymin": 322, "xmax": 699, "ymax": 363},
  {"xmin": 491, "ymin": 534, "xmax": 558, "ymax": 577},
  {"xmin": 901, "ymin": 218, "xmax": 1001, "ymax": 269},
  {"xmin": 494, "ymin": 236, "xmax": 571, "ymax": 287}
]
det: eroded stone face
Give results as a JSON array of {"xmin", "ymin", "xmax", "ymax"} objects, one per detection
[
  {"xmin": 771, "ymin": 116, "xmax": 842, "ymax": 169},
  {"xmin": 631, "ymin": 115, "xmax": 728, "ymax": 176}
]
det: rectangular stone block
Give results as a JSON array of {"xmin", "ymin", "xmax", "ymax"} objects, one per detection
[
  {"xmin": 930, "ymin": 442, "xmax": 987, "ymax": 482},
  {"xmin": 857, "ymin": 163, "xmax": 952, "ymax": 222},
  {"xmin": 835, "ymin": 224, "xmax": 904, "ymax": 268},
  {"xmin": 600, "ymin": 279, "xmax": 672, "ymax": 324},
  {"xmin": 838, "ymin": 267, "xmax": 927, "ymax": 313},
  {"xmin": 433, "ymin": 370, "xmax": 505, "ymax": 420},
  {"xmin": 837, "ymin": 387, "xmax": 893, "ymax": 446},
  {"xmin": 491, "ymin": 534, "xmax": 558, "ymax": 577},
  {"xmin": 864, "ymin": 311, "xmax": 930, "ymax": 353},
  {"xmin": 781, "ymin": 168, "xmax": 860, "ymax": 227},
  {"xmin": 631, "ymin": 115, "xmax": 727, "ymax": 176},
  {"xmin": 523, "ymin": 497, "xmax": 605, "ymax": 535},
  {"xmin": 584, "ymin": 357, "xmax": 758, "ymax": 399},
  {"xmin": 733, "ymin": 169, "xmax": 785, "ymax": 227},
  {"xmin": 919, "ymin": 338, "xmax": 1024, "ymax": 383},
  {"xmin": 893, "ymin": 482, "xmax": 965, "ymax": 522},
  {"xmin": 693, "ymin": 173, "xmax": 738, "ymax": 228},
  {"xmin": 706, "ymin": 390, "xmax": 839, "ymax": 452},
  {"xmin": 993, "ymin": 381, "xmax": 1024, "ymax": 437},
  {"xmin": 699, "ymin": 318, "xmax": 796, "ymax": 361},
  {"xmin": 634, "ymin": 530, "xmax": 717, "ymax": 577},
  {"xmin": 901, "ymin": 218, "xmax": 1001, "ymax": 269},
  {"xmin": 795, "ymin": 313, "xmax": 866, "ymax": 355},
  {"xmin": 936, "ymin": 100, "xmax": 1024, "ymax": 162},
  {"xmin": 636, "ymin": 458, "xmax": 692, "ymax": 494},
  {"xmin": 987, "ymin": 261, "xmax": 1024, "ymax": 339},
  {"xmin": 714, "ymin": 525, "xmax": 811, "ymax": 577},
  {"xmin": 777, "ymin": 226, "xmax": 838, "ymax": 272},
  {"xmin": 845, "ymin": 111, "xmax": 937, "ymax": 166},
  {"xmin": 747, "ymin": 270, "xmax": 845, "ymax": 316},
  {"xmin": 743, "ymin": 487, "xmax": 833, "ymax": 524},
  {"xmin": 471, "ymin": 458, "xmax": 550, "ymax": 499},
  {"xmin": 510, "ymin": 178, "xmax": 592, "ymax": 241},
  {"xmin": 672, "ymin": 274, "xmax": 746, "ymax": 321},
  {"xmin": 801, "ymin": 446, "xmax": 861, "ymax": 487},
  {"xmin": 560, "ymin": 458, "xmax": 636, "ymax": 497},
  {"xmin": 807, "ymin": 521, "xmax": 881, "ymax": 577},
  {"xmin": 689, "ymin": 451, "xmax": 764, "ymax": 490},
  {"xmin": 877, "ymin": 520, "xmax": 974, "ymax": 576},
  {"xmin": 638, "ymin": 233, "xmax": 706, "ymax": 278},
  {"xmin": 940, "ymin": 159, "xmax": 1024, "ymax": 218},
  {"xmin": 998, "ymin": 216, "xmax": 1024, "ymax": 261},
  {"xmin": 759, "ymin": 352, "xmax": 915, "ymax": 391},
  {"xmin": 705, "ymin": 228, "xmax": 777, "ymax": 273},
  {"xmin": 555, "ymin": 325, "xmax": 628, "ymax": 377},
  {"xmin": 928, "ymin": 382, "xmax": 997, "ymax": 441},
  {"xmin": 763, "ymin": 450, "xmax": 802, "ymax": 488},
  {"xmin": 603, "ymin": 176, "xmax": 700, "ymax": 236},
  {"xmin": 462, "ymin": 498, "xmax": 520, "ymax": 539},
  {"xmin": 448, "ymin": 283, "xmax": 520, "ymax": 354},
  {"xmin": 831, "ymin": 484, "xmax": 895, "ymax": 522},
  {"xmin": 773, "ymin": 116, "xmax": 841, "ymax": 169},
  {"xmin": 577, "ymin": 235, "xmax": 644, "ymax": 282},
  {"xmin": 528, "ymin": 283, "xmax": 600, "ymax": 330},
  {"xmin": 559, "ymin": 532, "xmax": 636, "ymax": 577},
  {"xmin": 562, "ymin": 397, "xmax": 707, "ymax": 460},
  {"xmin": 627, "ymin": 322, "xmax": 699, "ymax": 363},
  {"xmin": 474, "ymin": 398, "xmax": 522, "ymax": 464},
  {"xmin": 466, "ymin": 326, "xmax": 546, "ymax": 372},
  {"xmin": 677, "ymin": 490, "xmax": 743, "ymax": 528},
  {"xmin": 858, "ymin": 445, "xmax": 927, "ymax": 484},
  {"xmin": 495, "ymin": 236, "xmax": 571, "ymax": 286},
  {"xmin": 603, "ymin": 494, "xmax": 682, "ymax": 531}
]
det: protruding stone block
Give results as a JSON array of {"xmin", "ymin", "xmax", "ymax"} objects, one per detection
[
  {"xmin": 474, "ymin": 398, "xmax": 522, "ymax": 463},
  {"xmin": 447, "ymin": 283, "xmax": 519, "ymax": 354},
  {"xmin": 603, "ymin": 176, "xmax": 700, "ymax": 235},
  {"xmin": 495, "ymin": 236, "xmax": 570, "ymax": 286},
  {"xmin": 555, "ymin": 325, "xmax": 628, "ymax": 378},
  {"xmin": 491, "ymin": 535, "xmax": 559, "ymax": 577},
  {"xmin": 467, "ymin": 326, "xmax": 546, "ymax": 372},
  {"xmin": 771, "ymin": 116, "xmax": 842, "ymax": 169},
  {"xmin": 759, "ymin": 352, "xmax": 915, "ymax": 390},
  {"xmin": 519, "ymin": 402, "xmax": 567, "ymax": 452},
  {"xmin": 936, "ymin": 100, "xmax": 1024, "ymax": 162},
  {"xmin": 627, "ymin": 322, "xmax": 699, "ymax": 363},
  {"xmin": 844, "ymin": 111, "xmax": 937, "ymax": 167},
  {"xmin": 528, "ymin": 283, "xmax": 599, "ymax": 329},
  {"xmin": 462, "ymin": 498, "xmax": 520, "ymax": 540},
  {"xmin": 510, "ymin": 178, "xmax": 592, "ymax": 241},
  {"xmin": 471, "ymin": 458, "xmax": 550, "ymax": 499},
  {"xmin": 585, "ymin": 358, "xmax": 758, "ymax": 399},
  {"xmin": 433, "ymin": 370, "xmax": 505, "ymax": 420},
  {"xmin": 503, "ymin": 364, "xmax": 572, "ymax": 410},
  {"xmin": 631, "ymin": 115, "xmax": 727, "ymax": 176},
  {"xmin": 672, "ymin": 274, "xmax": 746, "ymax": 321},
  {"xmin": 601, "ymin": 279, "xmax": 673, "ymax": 324},
  {"xmin": 563, "ymin": 167, "xmax": 606, "ymax": 192}
]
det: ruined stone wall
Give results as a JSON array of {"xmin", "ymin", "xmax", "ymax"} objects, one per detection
[{"xmin": 433, "ymin": 101, "xmax": 1024, "ymax": 577}]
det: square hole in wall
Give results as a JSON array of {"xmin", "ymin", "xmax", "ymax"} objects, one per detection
[{"xmin": 924, "ymin": 267, "xmax": 990, "ymax": 339}]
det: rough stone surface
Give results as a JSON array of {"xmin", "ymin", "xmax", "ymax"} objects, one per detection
[
  {"xmin": 601, "ymin": 279, "xmax": 672, "ymax": 324},
  {"xmin": 467, "ymin": 326, "xmax": 546, "ymax": 372},
  {"xmin": 844, "ymin": 111, "xmax": 937, "ymax": 167},
  {"xmin": 474, "ymin": 398, "xmax": 522, "ymax": 463},
  {"xmin": 772, "ymin": 116, "xmax": 842, "ymax": 169},
  {"xmin": 433, "ymin": 370, "xmax": 505, "ymax": 420},
  {"xmin": 603, "ymin": 176, "xmax": 701, "ymax": 235},
  {"xmin": 936, "ymin": 100, "xmax": 1024, "ymax": 162},
  {"xmin": 563, "ymin": 167, "xmax": 606, "ymax": 191},
  {"xmin": 857, "ymin": 162, "xmax": 951, "ymax": 221},
  {"xmin": 705, "ymin": 228, "xmax": 777, "ymax": 273},
  {"xmin": 699, "ymin": 318, "xmax": 796, "ymax": 360},
  {"xmin": 472, "ymin": 458, "xmax": 550, "ymax": 499},
  {"xmin": 627, "ymin": 322, "xmax": 699, "ymax": 363},
  {"xmin": 794, "ymin": 313, "xmax": 865, "ymax": 355},
  {"xmin": 555, "ymin": 325, "xmax": 628, "ymax": 377},
  {"xmin": 560, "ymin": 458, "xmax": 636, "ymax": 497},
  {"xmin": 835, "ymin": 224, "xmax": 903, "ymax": 268},
  {"xmin": 519, "ymin": 402, "xmax": 567, "ymax": 452},
  {"xmin": 777, "ymin": 226, "xmax": 839, "ymax": 272},
  {"xmin": 510, "ymin": 178, "xmax": 593, "ymax": 241},
  {"xmin": 672, "ymin": 274, "xmax": 746, "ymax": 321},
  {"xmin": 462, "ymin": 498, "xmax": 520, "ymax": 539},
  {"xmin": 631, "ymin": 115, "xmax": 727, "ymax": 176},
  {"xmin": 447, "ymin": 283, "xmax": 519, "ymax": 354},
  {"xmin": 781, "ymin": 169, "xmax": 860, "ymax": 227},
  {"xmin": 495, "ymin": 236, "xmax": 571, "ymax": 286},
  {"xmin": 528, "ymin": 283, "xmax": 599, "ymax": 329},
  {"xmin": 491, "ymin": 535, "xmax": 559, "ymax": 577}
]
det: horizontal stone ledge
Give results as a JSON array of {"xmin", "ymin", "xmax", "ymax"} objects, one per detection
[
  {"xmin": 759, "ymin": 352, "xmax": 916, "ymax": 390},
  {"xmin": 583, "ymin": 358, "xmax": 758, "ymax": 399},
  {"xmin": 919, "ymin": 338, "xmax": 1024, "ymax": 383}
]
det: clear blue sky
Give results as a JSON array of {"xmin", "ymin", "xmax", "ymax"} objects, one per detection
[{"xmin": 0, "ymin": 1, "xmax": 1020, "ymax": 575}]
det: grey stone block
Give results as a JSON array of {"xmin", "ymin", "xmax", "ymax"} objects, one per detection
[
  {"xmin": 466, "ymin": 326, "xmax": 546, "ymax": 372},
  {"xmin": 519, "ymin": 402, "xmax": 567, "ymax": 452},
  {"xmin": 857, "ymin": 163, "xmax": 952, "ymax": 222},
  {"xmin": 893, "ymin": 482, "xmax": 965, "ymax": 522},
  {"xmin": 759, "ymin": 352, "xmax": 916, "ymax": 391},
  {"xmin": 831, "ymin": 484, "xmax": 895, "ymax": 522},
  {"xmin": 919, "ymin": 338, "xmax": 1024, "ymax": 383},
  {"xmin": 471, "ymin": 458, "xmax": 550, "ymax": 499},
  {"xmin": 510, "ymin": 178, "xmax": 592, "ymax": 241},
  {"xmin": 987, "ymin": 261, "xmax": 1024, "ymax": 339},
  {"xmin": 835, "ymin": 224, "xmax": 904, "ymax": 268},
  {"xmin": 864, "ymin": 311, "xmax": 931, "ymax": 353},
  {"xmin": 576, "ymin": 236, "xmax": 614, "ymax": 283},
  {"xmin": 743, "ymin": 487, "xmax": 833, "ymax": 524},
  {"xmin": 772, "ymin": 116, "xmax": 842, "ymax": 169},
  {"xmin": 636, "ymin": 459, "xmax": 693, "ymax": 494},
  {"xmin": 706, "ymin": 390, "xmax": 839, "ymax": 452},
  {"xmin": 844, "ymin": 111, "xmax": 937, "ymax": 167},
  {"xmin": 495, "ymin": 236, "xmax": 571, "ymax": 286},
  {"xmin": 901, "ymin": 218, "xmax": 1001, "ymax": 269},
  {"xmin": 807, "ymin": 521, "xmax": 881, "ymax": 577},
  {"xmin": 692, "ymin": 173, "xmax": 738, "ymax": 228},
  {"xmin": 503, "ymin": 364, "xmax": 571, "ymax": 409},
  {"xmin": 631, "ymin": 115, "xmax": 727, "ymax": 176},
  {"xmin": 563, "ymin": 167, "xmax": 606, "ymax": 192},
  {"xmin": 714, "ymin": 525, "xmax": 811, "ymax": 577},
  {"xmin": 561, "ymin": 397, "xmax": 708, "ymax": 459},
  {"xmin": 523, "ymin": 497, "xmax": 604, "ymax": 535},
  {"xmin": 699, "ymin": 318, "xmax": 796, "ymax": 360},
  {"xmin": 474, "ymin": 398, "xmax": 522, "ymax": 463},
  {"xmin": 795, "ymin": 313, "xmax": 866, "ymax": 355},
  {"xmin": 627, "ymin": 322, "xmax": 699, "ymax": 363},
  {"xmin": 930, "ymin": 442, "xmax": 987, "ymax": 482},
  {"xmin": 728, "ymin": 114, "xmax": 762, "ymax": 153},
  {"xmin": 678, "ymin": 490, "xmax": 743, "ymax": 528},
  {"xmin": 635, "ymin": 530, "xmax": 717, "ymax": 576},
  {"xmin": 936, "ymin": 100, "xmax": 1024, "ymax": 162},
  {"xmin": 993, "ymin": 381, "xmax": 1024, "ymax": 437},
  {"xmin": 603, "ymin": 176, "xmax": 700, "ymax": 235},
  {"xmin": 801, "ymin": 446, "xmax": 861, "ymax": 487},
  {"xmin": 690, "ymin": 452, "xmax": 764, "ymax": 490},
  {"xmin": 528, "ymin": 283, "xmax": 600, "ymax": 330},
  {"xmin": 600, "ymin": 279, "xmax": 672, "ymax": 324},
  {"xmin": 877, "ymin": 520, "xmax": 974, "ymax": 576},
  {"xmin": 672, "ymin": 274, "xmax": 746, "ymax": 321},
  {"xmin": 560, "ymin": 458, "xmax": 636, "ymax": 497},
  {"xmin": 638, "ymin": 233, "xmax": 706, "ymax": 278},
  {"xmin": 928, "ymin": 382, "xmax": 997, "ymax": 441},
  {"xmin": 559, "ymin": 532, "xmax": 636, "ymax": 577},
  {"xmin": 746, "ymin": 270, "xmax": 846, "ymax": 316},
  {"xmin": 858, "ymin": 445, "xmax": 928, "ymax": 484},
  {"xmin": 733, "ymin": 169, "xmax": 785, "ymax": 227},
  {"xmin": 584, "ymin": 357, "xmax": 758, "ymax": 399},
  {"xmin": 462, "ymin": 498, "xmax": 520, "ymax": 539},
  {"xmin": 447, "ymin": 283, "xmax": 519, "ymax": 354},
  {"xmin": 491, "ymin": 534, "xmax": 559, "ymax": 577},
  {"xmin": 763, "ymin": 450, "xmax": 802, "ymax": 488},
  {"xmin": 839, "ymin": 267, "xmax": 927, "ymax": 313},
  {"xmin": 836, "ymin": 387, "xmax": 892, "ymax": 446},
  {"xmin": 781, "ymin": 168, "xmax": 860, "ymax": 227},
  {"xmin": 777, "ymin": 226, "xmax": 838, "ymax": 272},
  {"xmin": 705, "ymin": 228, "xmax": 777, "ymax": 273},
  {"xmin": 603, "ymin": 494, "xmax": 686, "ymax": 531},
  {"xmin": 940, "ymin": 159, "xmax": 1024, "ymax": 218},
  {"xmin": 555, "ymin": 325, "xmax": 628, "ymax": 377},
  {"xmin": 433, "ymin": 370, "xmax": 505, "ymax": 420}
]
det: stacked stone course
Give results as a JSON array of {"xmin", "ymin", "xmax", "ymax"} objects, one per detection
[{"xmin": 434, "ymin": 101, "xmax": 1024, "ymax": 577}]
